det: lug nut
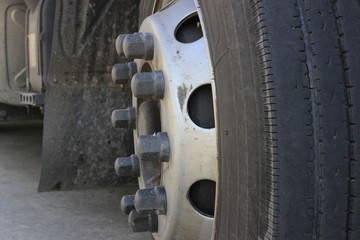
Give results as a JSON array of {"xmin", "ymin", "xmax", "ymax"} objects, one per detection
[
  {"xmin": 115, "ymin": 35, "xmax": 126, "ymax": 57},
  {"xmin": 135, "ymin": 186, "xmax": 167, "ymax": 215},
  {"xmin": 116, "ymin": 32, "xmax": 154, "ymax": 60},
  {"xmin": 137, "ymin": 132, "xmax": 170, "ymax": 162},
  {"xmin": 131, "ymin": 71, "xmax": 165, "ymax": 99},
  {"xmin": 128, "ymin": 210, "xmax": 158, "ymax": 232},
  {"xmin": 111, "ymin": 107, "xmax": 136, "ymax": 129},
  {"xmin": 121, "ymin": 195, "xmax": 136, "ymax": 215},
  {"xmin": 112, "ymin": 62, "xmax": 137, "ymax": 84},
  {"xmin": 114, "ymin": 154, "xmax": 140, "ymax": 177}
]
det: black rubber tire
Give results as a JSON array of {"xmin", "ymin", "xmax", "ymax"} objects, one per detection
[{"xmin": 199, "ymin": 0, "xmax": 360, "ymax": 239}]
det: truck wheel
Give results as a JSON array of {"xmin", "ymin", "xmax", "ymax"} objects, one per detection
[{"xmin": 112, "ymin": 0, "xmax": 360, "ymax": 239}]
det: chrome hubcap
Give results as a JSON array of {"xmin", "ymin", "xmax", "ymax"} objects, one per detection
[{"xmin": 112, "ymin": 0, "xmax": 216, "ymax": 239}]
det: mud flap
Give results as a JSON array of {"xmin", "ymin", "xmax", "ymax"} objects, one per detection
[
  {"xmin": 38, "ymin": 0, "xmax": 140, "ymax": 191},
  {"xmin": 39, "ymin": 85, "xmax": 134, "ymax": 191}
]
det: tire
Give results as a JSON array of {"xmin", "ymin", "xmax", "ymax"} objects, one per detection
[{"xmin": 199, "ymin": 0, "xmax": 360, "ymax": 239}]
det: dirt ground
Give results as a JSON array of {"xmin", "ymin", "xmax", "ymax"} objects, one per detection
[{"xmin": 0, "ymin": 123, "xmax": 148, "ymax": 240}]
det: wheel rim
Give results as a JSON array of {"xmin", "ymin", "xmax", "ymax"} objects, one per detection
[{"xmin": 112, "ymin": 0, "xmax": 217, "ymax": 239}]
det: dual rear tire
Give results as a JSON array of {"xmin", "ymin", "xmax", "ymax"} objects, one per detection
[{"xmin": 139, "ymin": 0, "xmax": 360, "ymax": 239}]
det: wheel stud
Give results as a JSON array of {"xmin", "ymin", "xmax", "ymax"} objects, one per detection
[
  {"xmin": 135, "ymin": 186, "xmax": 167, "ymax": 215},
  {"xmin": 137, "ymin": 132, "xmax": 170, "ymax": 162},
  {"xmin": 111, "ymin": 107, "xmax": 136, "ymax": 129},
  {"xmin": 112, "ymin": 62, "xmax": 137, "ymax": 84},
  {"xmin": 128, "ymin": 210, "xmax": 158, "ymax": 232},
  {"xmin": 121, "ymin": 195, "xmax": 136, "ymax": 215},
  {"xmin": 114, "ymin": 154, "xmax": 140, "ymax": 177},
  {"xmin": 116, "ymin": 32, "xmax": 154, "ymax": 60},
  {"xmin": 131, "ymin": 71, "xmax": 165, "ymax": 99}
]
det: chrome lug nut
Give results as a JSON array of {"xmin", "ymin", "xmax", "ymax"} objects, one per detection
[
  {"xmin": 114, "ymin": 154, "xmax": 140, "ymax": 177},
  {"xmin": 135, "ymin": 186, "xmax": 167, "ymax": 215},
  {"xmin": 111, "ymin": 107, "xmax": 136, "ymax": 129},
  {"xmin": 128, "ymin": 210, "xmax": 158, "ymax": 232},
  {"xmin": 137, "ymin": 132, "xmax": 170, "ymax": 162},
  {"xmin": 116, "ymin": 33, "xmax": 154, "ymax": 60},
  {"xmin": 112, "ymin": 62, "xmax": 137, "ymax": 84},
  {"xmin": 131, "ymin": 71, "xmax": 165, "ymax": 99},
  {"xmin": 121, "ymin": 195, "xmax": 136, "ymax": 215}
]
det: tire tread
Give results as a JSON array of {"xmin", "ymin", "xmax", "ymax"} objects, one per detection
[{"xmin": 200, "ymin": 0, "xmax": 360, "ymax": 239}]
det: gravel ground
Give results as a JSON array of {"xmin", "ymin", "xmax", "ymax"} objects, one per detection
[{"xmin": 0, "ymin": 123, "xmax": 148, "ymax": 240}]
